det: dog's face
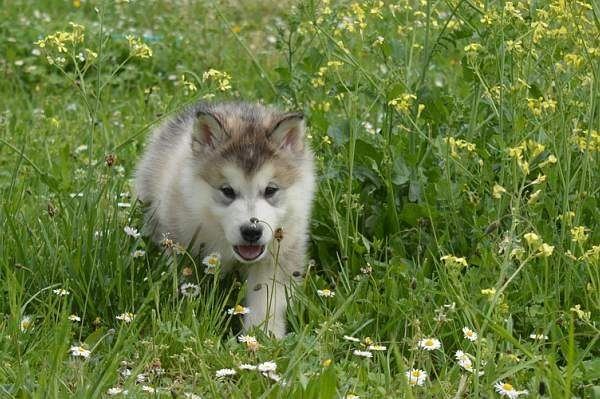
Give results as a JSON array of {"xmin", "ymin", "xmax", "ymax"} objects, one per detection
[{"xmin": 190, "ymin": 104, "xmax": 309, "ymax": 263}]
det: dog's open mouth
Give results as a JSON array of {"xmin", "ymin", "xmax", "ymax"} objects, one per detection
[{"xmin": 233, "ymin": 245, "xmax": 265, "ymax": 262}]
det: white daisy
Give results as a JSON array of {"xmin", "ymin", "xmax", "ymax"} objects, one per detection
[
  {"xmin": 462, "ymin": 327, "xmax": 478, "ymax": 341},
  {"xmin": 529, "ymin": 333, "xmax": 548, "ymax": 341},
  {"xmin": 136, "ymin": 373, "xmax": 146, "ymax": 383},
  {"xmin": 367, "ymin": 345, "xmax": 387, "ymax": 351},
  {"xmin": 417, "ymin": 337, "xmax": 441, "ymax": 351},
  {"xmin": 68, "ymin": 315, "xmax": 81, "ymax": 322},
  {"xmin": 215, "ymin": 368, "xmax": 237, "ymax": 379},
  {"xmin": 180, "ymin": 283, "xmax": 200, "ymax": 298},
  {"xmin": 258, "ymin": 361, "xmax": 277, "ymax": 373},
  {"xmin": 239, "ymin": 364, "xmax": 258, "ymax": 370},
  {"xmin": 123, "ymin": 226, "xmax": 140, "ymax": 238},
  {"xmin": 405, "ymin": 368, "xmax": 427, "ymax": 386},
  {"xmin": 263, "ymin": 371, "xmax": 282, "ymax": 382},
  {"xmin": 227, "ymin": 305, "xmax": 250, "ymax": 315},
  {"xmin": 343, "ymin": 335, "xmax": 360, "ymax": 342},
  {"xmin": 353, "ymin": 350, "xmax": 373, "ymax": 358},
  {"xmin": 107, "ymin": 387, "xmax": 128, "ymax": 395},
  {"xmin": 116, "ymin": 312, "xmax": 135, "ymax": 323},
  {"xmin": 202, "ymin": 252, "xmax": 221, "ymax": 274},
  {"xmin": 238, "ymin": 335, "xmax": 257, "ymax": 344},
  {"xmin": 494, "ymin": 381, "xmax": 529, "ymax": 398},
  {"xmin": 20, "ymin": 315, "xmax": 33, "ymax": 332},
  {"xmin": 53, "ymin": 288, "xmax": 70, "ymax": 296},
  {"xmin": 141, "ymin": 385, "xmax": 155, "ymax": 393},
  {"xmin": 133, "ymin": 249, "xmax": 146, "ymax": 258},
  {"xmin": 317, "ymin": 289, "xmax": 335, "ymax": 297},
  {"xmin": 69, "ymin": 345, "xmax": 91, "ymax": 358},
  {"xmin": 455, "ymin": 350, "xmax": 485, "ymax": 375}
]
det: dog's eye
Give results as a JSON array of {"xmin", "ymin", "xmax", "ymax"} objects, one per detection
[
  {"xmin": 264, "ymin": 185, "xmax": 279, "ymax": 199},
  {"xmin": 220, "ymin": 185, "xmax": 236, "ymax": 200}
]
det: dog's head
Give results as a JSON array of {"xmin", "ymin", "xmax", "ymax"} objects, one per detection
[{"xmin": 189, "ymin": 103, "xmax": 313, "ymax": 263}]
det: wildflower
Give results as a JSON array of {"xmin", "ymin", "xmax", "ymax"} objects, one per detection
[
  {"xmin": 493, "ymin": 183, "xmax": 507, "ymax": 199},
  {"xmin": 183, "ymin": 394, "xmax": 201, "ymax": 399},
  {"xmin": 455, "ymin": 350, "xmax": 484, "ymax": 375},
  {"xmin": 239, "ymin": 364, "xmax": 257, "ymax": 370},
  {"xmin": 69, "ymin": 345, "xmax": 91, "ymax": 358},
  {"xmin": 538, "ymin": 243, "xmax": 554, "ymax": 257},
  {"xmin": 68, "ymin": 314, "xmax": 81, "ymax": 322},
  {"xmin": 53, "ymin": 288, "xmax": 70, "ymax": 296},
  {"xmin": 529, "ymin": 333, "xmax": 548, "ymax": 341},
  {"xmin": 570, "ymin": 226, "xmax": 589, "ymax": 244},
  {"xmin": 124, "ymin": 226, "xmax": 140, "ymax": 238},
  {"xmin": 343, "ymin": 335, "xmax": 360, "ymax": 342},
  {"xmin": 180, "ymin": 283, "xmax": 200, "ymax": 298},
  {"xmin": 238, "ymin": 335, "xmax": 260, "ymax": 352},
  {"xmin": 440, "ymin": 255, "xmax": 468, "ymax": 268},
  {"xmin": 215, "ymin": 368, "xmax": 236, "ymax": 378},
  {"xmin": 317, "ymin": 288, "xmax": 335, "ymax": 297},
  {"xmin": 388, "ymin": 94, "xmax": 417, "ymax": 113},
  {"xmin": 372, "ymin": 36, "xmax": 384, "ymax": 47},
  {"xmin": 202, "ymin": 252, "xmax": 221, "ymax": 274},
  {"xmin": 527, "ymin": 189, "xmax": 542, "ymax": 204},
  {"xmin": 227, "ymin": 305, "xmax": 250, "ymax": 315},
  {"xmin": 405, "ymin": 368, "xmax": 427, "ymax": 386},
  {"xmin": 464, "ymin": 42, "xmax": 483, "ymax": 55},
  {"xmin": 107, "ymin": 387, "xmax": 128, "ymax": 395},
  {"xmin": 322, "ymin": 358, "xmax": 332, "ymax": 367},
  {"xmin": 494, "ymin": 381, "xmax": 529, "ymax": 398},
  {"xmin": 20, "ymin": 316, "xmax": 33, "ymax": 332},
  {"xmin": 462, "ymin": 327, "xmax": 478, "ymax": 342},
  {"xmin": 116, "ymin": 312, "xmax": 135, "ymax": 323},
  {"xmin": 125, "ymin": 35, "xmax": 152, "ymax": 58},
  {"xmin": 133, "ymin": 249, "xmax": 146, "ymax": 258},
  {"xmin": 258, "ymin": 361, "xmax": 277, "ymax": 373},
  {"xmin": 417, "ymin": 337, "xmax": 441, "ymax": 351},
  {"xmin": 531, "ymin": 174, "xmax": 546, "ymax": 185},
  {"xmin": 346, "ymin": 394, "xmax": 360, "ymax": 399},
  {"xmin": 481, "ymin": 288, "xmax": 496, "ymax": 298},
  {"xmin": 570, "ymin": 304, "xmax": 591, "ymax": 321},
  {"xmin": 368, "ymin": 345, "xmax": 387, "ymax": 351},
  {"xmin": 523, "ymin": 232, "xmax": 542, "ymax": 248},
  {"xmin": 141, "ymin": 385, "xmax": 156, "ymax": 393},
  {"xmin": 353, "ymin": 350, "xmax": 373, "ymax": 358},
  {"xmin": 202, "ymin": 69, "xmax": 232, "ymax": 91}
]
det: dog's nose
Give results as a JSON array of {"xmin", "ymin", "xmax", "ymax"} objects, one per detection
[{"xmin": 240, "ymin": 223, "xmax": 263, "ymax": 243}]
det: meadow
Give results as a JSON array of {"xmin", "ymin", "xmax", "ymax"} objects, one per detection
[{"xmin": 1, "ymin": 0, "xmax": 599, "ymax": 397}]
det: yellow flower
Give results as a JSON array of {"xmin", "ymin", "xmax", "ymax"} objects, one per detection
[
  {"xmin": 388, "ymin": 94, "xmax": 417, "ymax": 113},
  {"xmin": 570, "ymin": 304, "xmax": 590, "ymax": 321},
  {"xmin": 538, "ymin": 243, "xmax": 554, "ymax": 257},
  {"xmin": 570, "ymin": 226, "xmax": 589, "ymax": 244},
  {"xmin": 126, "ymin": 35, "xmax": 152, "ymax": 58},
  {"xmin": 493, "ymin": 183, "xmax": 507, "ymax": 199},
  {"xmin": 481, "ymin": 288, "xmax": 496, "ymax": 298},
  {"xmin": 440, "ymin": 255, "xmax": 468, "ymax": 268},
  {"xmin": 464, "ymin": 43, "xmax": 482, "ymax": 55},
  {"xmin": 527, "ymin": 189, "xmax": 542, "ymax": 204},
  {"xmin": 523, "ymin": 232, "xmax": 542, "ymax": 248}
]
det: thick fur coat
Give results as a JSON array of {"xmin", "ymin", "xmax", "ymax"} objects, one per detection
[{"xmin": 135, "ymin": 101, "xmax": 315, "ymax": 337}]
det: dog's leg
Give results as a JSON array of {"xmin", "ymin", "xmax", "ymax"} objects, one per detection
[{"xmin": 244, "ymin": 259, "xmax": 290, "ymax": 338}]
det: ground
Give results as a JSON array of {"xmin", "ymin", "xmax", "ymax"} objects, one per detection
[{"xmin": 0, "ymin": 0, "xmax": 599, "ymax": 398}]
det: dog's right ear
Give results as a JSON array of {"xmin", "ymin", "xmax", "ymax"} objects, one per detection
[{"xmin": 192, "ymin": 111, "xmax": 227, "ymax": 155}]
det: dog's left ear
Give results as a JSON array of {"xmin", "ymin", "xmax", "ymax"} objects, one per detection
[{"xmin": 269, "ymin": 112, "xmax": 305, "ymax": 153}]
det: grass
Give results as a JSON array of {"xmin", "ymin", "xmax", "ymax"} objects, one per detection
[{"xmin": 1, "ymin": 0, "xmax": 599, "ymax": 397}]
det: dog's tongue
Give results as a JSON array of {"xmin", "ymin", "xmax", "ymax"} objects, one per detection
[{"xmin": 236, "ymin": 245, "xmax": 263, "ymax": 260}]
